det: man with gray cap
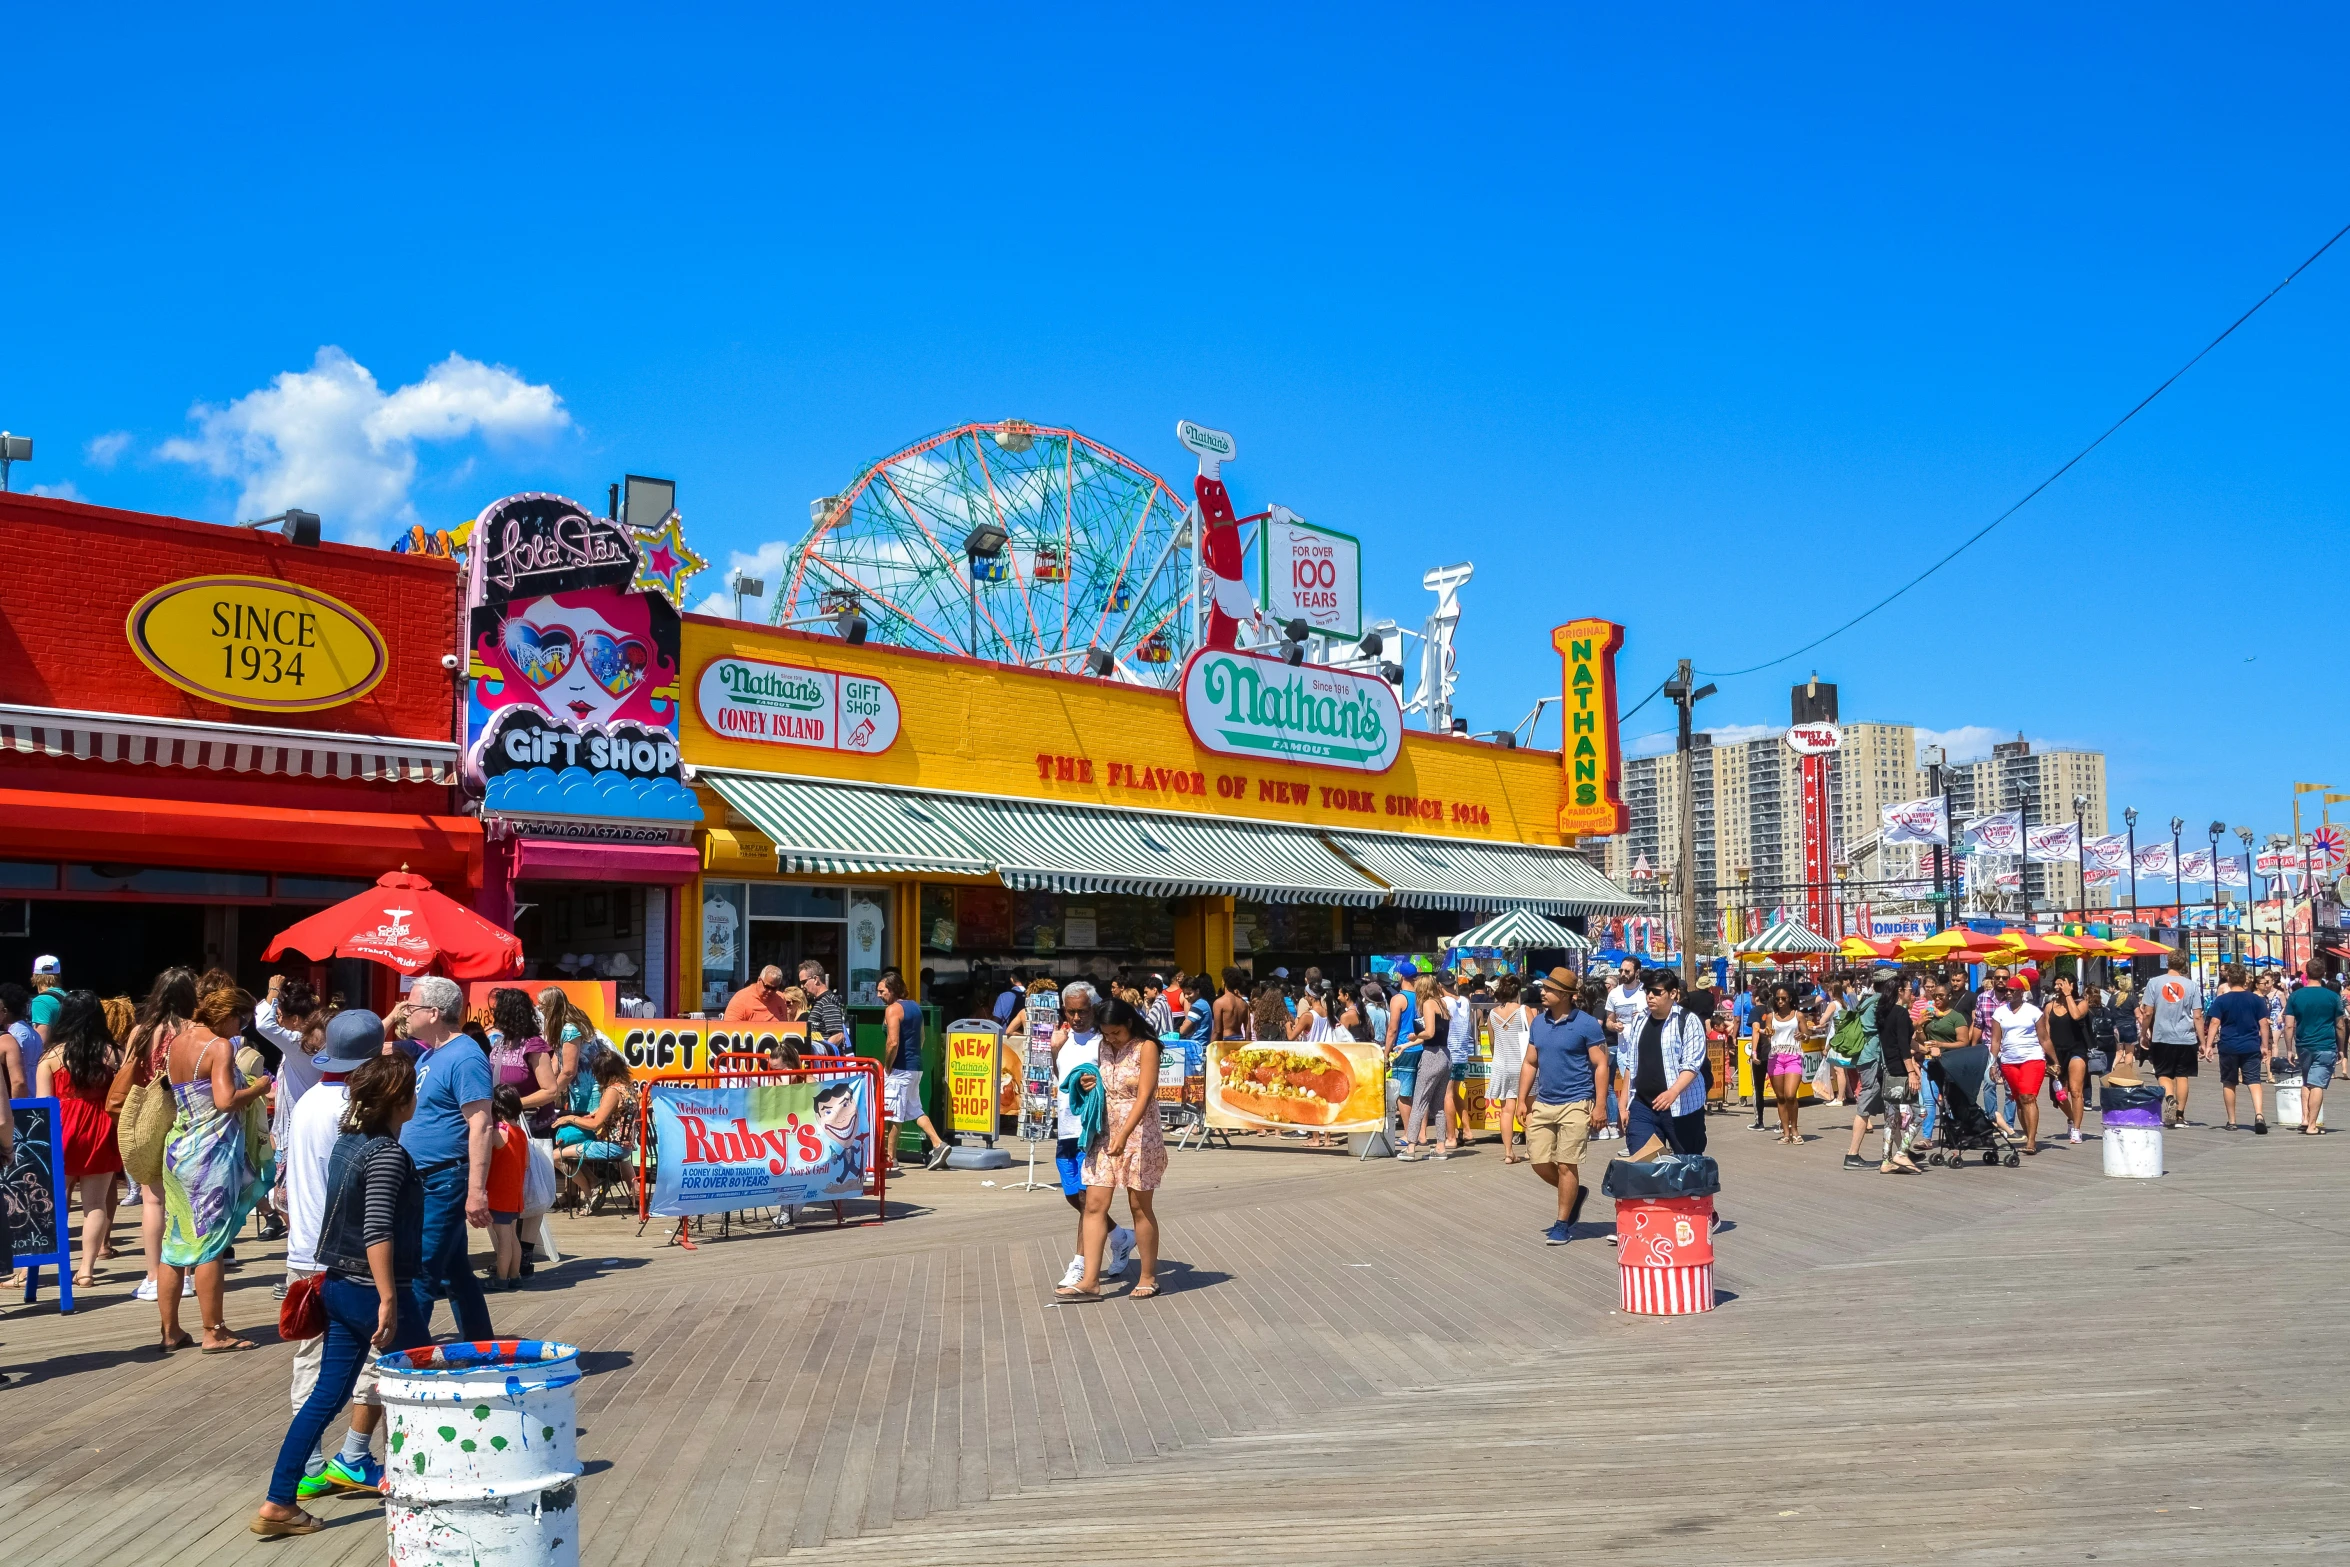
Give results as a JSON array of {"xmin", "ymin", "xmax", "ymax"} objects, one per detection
[
  {"xmin": 395, "ymin": 975, "xmax": 496, "ymax": 1341},
  {"xmin": 282, "ymin": 1008, "xmax": 393, "ymax": 1499}
]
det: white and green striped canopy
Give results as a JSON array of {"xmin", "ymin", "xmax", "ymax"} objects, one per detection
[
  {"xmin": 1734, "ymin": 919, "xmax": 1837, "ymax": 955},
  {"xmin": 705, "ymin": 773, "xmax": 994, "ymax": 877},
  {"xmin": 1451, "ymin": 908, "xmax": 1592, "ymax": 952}
]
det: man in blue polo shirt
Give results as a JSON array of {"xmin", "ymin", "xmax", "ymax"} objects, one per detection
[
  {"xmin": 396, "ymin": 975, "xmax": 496, "ymax": 1340},
  {"xmin": 1516, "ymin": 967, "xmax": 1611, "ymax": 1245}
]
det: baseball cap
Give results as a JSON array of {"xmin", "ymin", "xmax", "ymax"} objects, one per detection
[
  {"xmin": 315, "ymin": 1009, "xmax": 386, "ymax": 1068},
  {"xmin": 31, "ymin": 955, "xmax": 59, "ymax": 976}
]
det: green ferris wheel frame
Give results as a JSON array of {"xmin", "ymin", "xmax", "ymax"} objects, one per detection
[{"xmin": 781, "ymin": 420, "xmax": 1200, "ymax": 682}]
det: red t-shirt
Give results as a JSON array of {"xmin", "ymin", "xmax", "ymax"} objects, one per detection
[{"xmin": 487, "ymin": 1121, "xmax": 527, "ymax": 1214}]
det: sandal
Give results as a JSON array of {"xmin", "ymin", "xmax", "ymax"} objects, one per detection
[
  {"xmin": 1129, "ymin": 1283, "xmax": 1161, "ymax": 1300},
  {"xmin": 159, "ymin": 1332, "xmax": 197, "ymax": 1354},
  {"xmin": 201, "ymin": 1335, "xmax": 257, "ymax": 1354},
  {"xmin": 1052, "ymin": 1285, "xmax": 1103, "ymax": 1302},
  {"xmin": 250, "ymin": 1508, "xmax": 323, "ymax": 1538}
]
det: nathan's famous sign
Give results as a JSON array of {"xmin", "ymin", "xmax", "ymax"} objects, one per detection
[
  {"xmin": 1551, "ymin": 619, "xmax": 1626, "ymax": 837},
  {"xmin": 1179, "ymin": 648, "xmax": 1402, "ymax": 774}
]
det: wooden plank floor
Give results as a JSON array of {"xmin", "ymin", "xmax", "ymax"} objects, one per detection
[{"xmin": 3, "ymin": 1105, "xmax": 2342, "ymax": 1565}]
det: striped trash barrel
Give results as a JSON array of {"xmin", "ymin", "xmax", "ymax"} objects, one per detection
[{"xmin": 1615, "ymin": 1194, "xmax": 1716, "ymax": 1315}]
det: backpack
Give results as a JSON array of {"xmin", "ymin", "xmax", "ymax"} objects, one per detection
[{"xmin": 1825, "ymin": 1003, "xmax": 1875, "ymax": 1070}]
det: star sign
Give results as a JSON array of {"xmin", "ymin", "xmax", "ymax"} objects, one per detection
[{"xmin": 631, "ymin": 510, "xmax": 708, "ymax": 606}]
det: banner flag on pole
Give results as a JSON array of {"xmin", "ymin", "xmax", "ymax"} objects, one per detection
[{"xmin": 1880, "ymin": 796, "xmax": 1949, "ymax": 846}]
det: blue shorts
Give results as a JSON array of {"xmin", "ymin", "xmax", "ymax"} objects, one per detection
[
  {"xmin": 1055, "ymin": 1137, "xmax": 1085, "ymax": 1197},
  {"xmin": 2218, "ymin": 1052, "xmax": 2265, "ymax": 1089},
  {"xmin": 2304, "ymin": 1053, "xmax": 2337, "ymax": 1089},
  {"xmin": 1449, "ymin": 1062, "xmax": 1469, "ymax": 1083}
]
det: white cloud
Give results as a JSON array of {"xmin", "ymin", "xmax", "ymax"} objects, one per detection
[
  {"xmin": 691, "ymin": 540, "xmax": 797, "ymax": 620},
  {"xmin": 1627, "ymin": 722, "xmax": 1777, "ymax": 759},
  {"xmin": 1915, "ymin": 726, "xmax": 2020, "ymax": 765},
  {"xmin": 158, "ymin": 347, "xmax": 570, "ymax": 545},
  {"xmin": 84, "ymin": 431, "xmax": 132, "ymax": 469},
  {"xmin": 28, "ymin": 480, "xmax": 85, "ymax": 501}
]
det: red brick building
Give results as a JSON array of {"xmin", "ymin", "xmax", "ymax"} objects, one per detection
[{"xmin": 0, "ymin": 492, "xmax": 478, "ymax": 998}]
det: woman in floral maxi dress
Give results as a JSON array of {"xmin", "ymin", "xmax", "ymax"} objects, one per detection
[{"xmin": 1058, "ymin": 996, "xmax": 1165, "ymax": 1301}]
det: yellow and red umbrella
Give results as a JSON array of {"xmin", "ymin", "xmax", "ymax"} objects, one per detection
[
  {"xmin": 2088, "ymin": 934, "xmax": 2176, "ymax": 959},
  {"xmin": 1983, "ymin": 931, "xmax": 2090, "ymax": 962},
  {"xmin": 1838, "ymin": 936, "xmax": 1902, "ymax": 960},
  {"xmin": 1895, "ymin": 927, "xmax": 2015, "ymax": 963}
]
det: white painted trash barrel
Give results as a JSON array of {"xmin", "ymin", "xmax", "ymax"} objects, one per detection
[
  {"xmin": 2273, "ymin": 1078, "xmax": 2326, "ymax": 1129},
  {"xmin": 378, "ymin": 1339, "xmax": 584, "ymax": 1565},
  {"xmin": 2101, "ymin": 1123, "xmax": 2163, "ymax": 1179}
]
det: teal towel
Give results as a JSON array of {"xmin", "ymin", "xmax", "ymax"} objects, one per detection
[{"xmin": 1061, "ymin": 1063, "xmax": 1106, "ymax": 1150}]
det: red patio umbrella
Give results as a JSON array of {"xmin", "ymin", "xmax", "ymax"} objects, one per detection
[{"xmin": 263, "ymin": 869, "xmax": 524, "ymax": 980}]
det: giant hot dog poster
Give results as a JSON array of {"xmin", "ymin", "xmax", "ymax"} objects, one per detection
[{"xmin": 1205, "ymin": 1037, "xmax": 1386, "ymax": 1133}]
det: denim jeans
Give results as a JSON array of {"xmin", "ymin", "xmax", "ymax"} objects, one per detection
[
  {"xmin": 266, "ymin": 1275, "xmax": 428, "ymax": 1505},
  {"xmin": 1624, "ymin": 1097, "xmax": 1708, "ymax": 1155},
  {"xmin": 412, "ymin": 1157, "xmax": 494, "ymax": 1342}
]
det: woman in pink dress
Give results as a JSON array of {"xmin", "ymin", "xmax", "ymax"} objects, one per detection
[{"xmin": 1058, "ymin": 996, "xmax": 1165, "ymax": 1301}]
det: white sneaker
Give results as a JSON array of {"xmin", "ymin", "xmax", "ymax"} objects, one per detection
[
  {"xmin": 1107, "ymin": 1226, "xmax": 1135, "ymax": 1275},
  {"xmin": 1059, "ymin": 1254, "xmax": 1086, "ymax": 1290},
  {"xmin": 134, "ymin": 1277, "xmax": 156, "ymax": 1302}
]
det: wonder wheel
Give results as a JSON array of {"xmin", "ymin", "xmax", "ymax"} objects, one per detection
[{"xmin": 781, "ymin": 421, "xmax": 1198, "ymax": 682}]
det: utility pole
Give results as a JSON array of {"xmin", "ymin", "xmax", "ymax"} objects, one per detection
[
  {"xmin": 1923, "ymin": 745, "xmax": 1949, "ymax": 932},
  {"xmin": 1662, "ymin": 659, "xmax": 1716, "ymax": 988}
]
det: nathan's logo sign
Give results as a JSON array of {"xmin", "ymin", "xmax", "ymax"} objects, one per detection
[
  {"xmin": 1551, "ymin": 619, "xmax": 1626, "ymax": 837},
  {"xmin": 695, "ymin": 655, "xmax": 901, "ymax": 754},
  {"xmin": 1179, "ymin": 649, "xmax": 1400, "ymax": 773},
  {"xmin": 126, "ymin": 576, "xmax": 387, "ymax": 713}
]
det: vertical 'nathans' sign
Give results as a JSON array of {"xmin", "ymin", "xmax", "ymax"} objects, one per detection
[
  {"xmin": 1551, "ymin": 619, "xmax": 1626, "ymax": 838},
  {"xmin": 1178, "ymin": 648, "xmax": 1402, "ymax": 773}
]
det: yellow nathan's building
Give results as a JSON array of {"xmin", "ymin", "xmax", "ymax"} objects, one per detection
[{"xmin": 667, "ymin": 613, "xmax": 1636, "ymax": 1023}]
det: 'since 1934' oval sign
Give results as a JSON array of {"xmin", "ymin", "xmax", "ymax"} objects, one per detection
[{"xmin": 126, "ymin": 575, "xmax": 389, "ymax": 713}]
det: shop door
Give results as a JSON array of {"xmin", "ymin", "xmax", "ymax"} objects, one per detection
[{"xmin": 0, "ymin": 901, "xmax": 205, "ymax": 999}]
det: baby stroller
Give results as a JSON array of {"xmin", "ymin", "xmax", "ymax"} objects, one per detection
[{"xmin": 1924, "ymin": 1043, "xmax": 2020, "ymax": 1168}]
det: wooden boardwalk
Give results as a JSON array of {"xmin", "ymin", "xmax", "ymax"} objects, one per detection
[{"xmin": 3, "ymin": 1108, "xmax": 2343, "ymax": 1565}]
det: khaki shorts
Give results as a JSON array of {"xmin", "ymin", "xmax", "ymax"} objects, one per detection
[{"xmin": 1524, "ymin": 1099, "xmax": 1594, "ymax": 1168}]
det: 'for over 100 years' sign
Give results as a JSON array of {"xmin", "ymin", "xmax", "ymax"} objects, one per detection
[
  {"xmin": 1179, "ymin": 648, "xmax": 1401, "ymax": 774},
  {"xmin": 696, "ymin": 655, "xmax": 901, "ymax": 754}
]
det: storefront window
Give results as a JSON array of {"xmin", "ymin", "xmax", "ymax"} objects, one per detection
[
  {"xmin": 513, "ymin": 882, "xmax": 665, "ymax": 1013},
  {"xmin": 274, "ymin": 875, "xmax": 372, "ymax": 903},
  {"xmin": 0, "ymin": 863, "xmax": 59, "ymax": 892},
  {"xmin": 700, "ymin": 882, "xmax": 891, "ymax": 1009},
  {"xmin": 65, "ymin": 864, "xmax": 270, "ymax": 898}
]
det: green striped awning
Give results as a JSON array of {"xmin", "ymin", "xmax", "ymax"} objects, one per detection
[
  {"xmin": 929, "ymin": 795, "xmax": 1388, "ymax": 904},
  {"xmin": 1451, "ymin": 908, "xmax": 1593, "ymax": 952},
  {"xmin": 1734, "ymin": 919, "xmax": 1837, "ymax": 955},
  {"xmin": 703, "ymin": 773, "xmax": 996, "ymax": 877},
  {"xmin": 1323, "ymin": 831, "xmax": 1641, "ymax": 916}
]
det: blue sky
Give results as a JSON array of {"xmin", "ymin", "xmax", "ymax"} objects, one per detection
[{"xmin": 7, "ymin": 6, "xmax": 2346, "ymax": 895}]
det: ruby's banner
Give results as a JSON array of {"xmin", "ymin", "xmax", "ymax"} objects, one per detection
[
  {"xmin": 1879, "ymin": 796, "xmax": 1949, "ymax": 846},
  {"xmin": 646, "ymin": 1078, "xmax": 870, "ymax": 1217},
  {"xmin": 2024, "ymin": 822, "xmax": 2080, "ymax": 864},
  {"xmin": 1961, "ymin": 810, "xmax": 2022, "ymax": 855}
]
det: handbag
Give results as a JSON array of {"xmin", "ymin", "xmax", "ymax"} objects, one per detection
[
  {"xmin": 1825, "ymin": 1011, "xmax": 1871, "ymax": 1070},
  {"xmin": 279, "ymin": 1272, "xmax": 326, "ymax": 1341},
  {"xmin": 522, "ymin": 1135, "xmax": 559, "ymax": 1215},
  {"xmin": 117, "ymin": 1031, "xmax": 178, "ymax": 1188}
]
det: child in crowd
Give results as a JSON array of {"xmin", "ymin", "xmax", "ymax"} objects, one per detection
[{"xmin": 487, "ymin": 1085, "xmax": 527, "ymax": 1290}]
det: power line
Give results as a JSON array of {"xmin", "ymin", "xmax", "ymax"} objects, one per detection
[{"xmin": 1698, "ymin": 218, "xmax": 2350, "ymax": 681}]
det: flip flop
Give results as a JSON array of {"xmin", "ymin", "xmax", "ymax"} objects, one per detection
[
  {"xmin": 201, "ymin": 1337, "xmax": 257, "ymax": 1354},
  {"xmin": 1052, "ymin": 1285, "xmax": 1103, "ymax": 1303},
  {"xmin": 1129, "ymin": 1283, "xmax": 1161, "ymax": 1300},
  {"xmin": 249, "ymin": 1508, "xmax": 323, "ymax": 1538},
  {"xmin": 158, "ymin": 1332, "xmax": 197, "ymax": 1354}
]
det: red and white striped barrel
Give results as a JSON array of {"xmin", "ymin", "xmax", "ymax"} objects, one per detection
[{"xmin": 1615, "ymin": 1194, "xmax": 1716, "ymax": 1316}]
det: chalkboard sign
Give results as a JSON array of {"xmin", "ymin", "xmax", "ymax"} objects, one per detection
[{"xmin": 6, "ymin": 1099, "xmax": 73, "ymax": 1312}]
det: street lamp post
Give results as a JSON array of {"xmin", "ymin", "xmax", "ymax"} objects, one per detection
[
  {"xmin": 2073, "ymin": 792, "xmax": 2090, "ymax": 931},
  {"xmin": 1737, "ymin": 864, "xmax": 1767, "ymax": 1131},
  {"xmin": 2235, "ymin": 825, "xmax": 2256, "ymax": 966},
  {"xmin": 2170, "ymin": 816, "xmax": 2187, "ymax": 976},
  {"xmin": 2208, "ymin": 820, "xmax": 2227, "ymax": 966},
  {"xmin": 2124, "ymin": 806, "xmax": 2140, "ymax": 919}
]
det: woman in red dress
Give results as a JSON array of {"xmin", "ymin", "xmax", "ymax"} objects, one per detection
[{"xmin": 35, "ymin": 991, "xmax": 122, "ymax": 1289}]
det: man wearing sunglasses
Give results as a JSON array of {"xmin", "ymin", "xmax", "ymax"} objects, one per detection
[{"xmin": 395, "ymin": 977, "xmax": 496, "ymax": 1341}]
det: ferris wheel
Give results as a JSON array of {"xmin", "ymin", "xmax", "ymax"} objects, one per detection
[{"xmin": 780, "ymin": 421, "xmax": 1199, "ymax": 683}]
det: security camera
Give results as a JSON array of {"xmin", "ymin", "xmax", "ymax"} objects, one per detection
[{"xmin": 439, "ymin": 653, "xmax": 463, "ymax": 673}]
